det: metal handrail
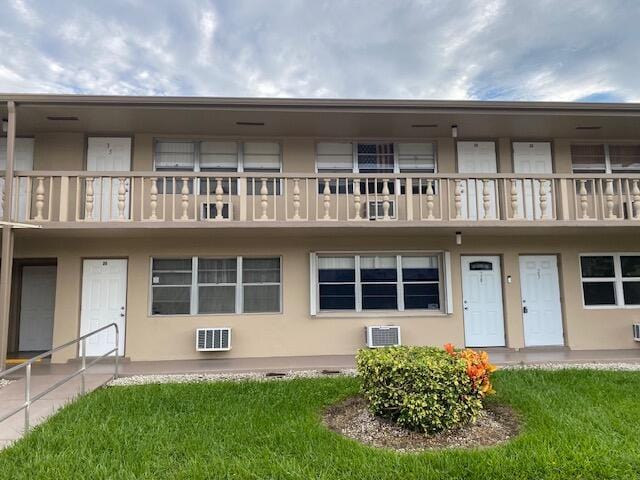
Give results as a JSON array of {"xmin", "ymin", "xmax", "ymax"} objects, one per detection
[{"xmin": 0, "ymin": 322, "xmax": 119, "ymax": 431}]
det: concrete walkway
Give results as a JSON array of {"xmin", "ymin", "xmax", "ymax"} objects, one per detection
[
  {"xmin": 0, "ymin": 371, "xmax": 113, "ymax": 449},
  {"xmin": 1, "ymin": 348, "xmax": 639, "ymax": 450}
]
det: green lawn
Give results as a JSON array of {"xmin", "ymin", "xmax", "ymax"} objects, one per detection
[{"xmin": 1, "ymin": 370, "xmax": 640, "ymax": 479}]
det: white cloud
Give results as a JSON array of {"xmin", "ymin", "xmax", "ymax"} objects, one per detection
[{"xmin": 0, "ymin": 0, "xmax": 638, "ymax": 101}]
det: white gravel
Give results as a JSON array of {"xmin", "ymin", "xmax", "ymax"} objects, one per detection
[
  {"xmin": 107, "ymin": 362, "xmax": 640, "ymax": 387},
  {"xmin": 108, "ymin": 369, "xmax": 357, "ymax": 387},
  {"xmin": 500, "ymin": 362, "xmax": 640, "ymax": 371}
]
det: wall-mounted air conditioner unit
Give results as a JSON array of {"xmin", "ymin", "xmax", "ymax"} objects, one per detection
[
  {"xmin": 367, "ymin": 200, "xmax": 396, "ymax": 220},
  {"xmin": 201, "ymin": 202, "xmax": 233, "ymax": 220},
  {"xmin": 633, "ymin": 324, "xmax": 640, "ymax": 342},
  {"xmin": 196, "ymin": 327, "xmax": 232, "ymax": 351},
  {"xmin": 365, "ymin": 325, "xmax": 401, "ymax": 348}
]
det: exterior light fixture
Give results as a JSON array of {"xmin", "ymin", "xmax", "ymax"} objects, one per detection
[
  {"xmin": 451, "ymin": 125, "xmax": 458, "ymax": 138},
  {"xmin": 455, "ymin": 231, "xmax": 462, "ymax": 245},
  {"xmin": 1, "ymin": 119, "xmax": 7, "ymax": 133}
]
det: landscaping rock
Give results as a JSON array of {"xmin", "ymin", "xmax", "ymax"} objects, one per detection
[
  {"xmin": 108, "ymin": 369, "xmax": 357, "ymax": 386},
  {"xmin": 323, "ymin": 396, "xmax": 520, "ymax": 453}
]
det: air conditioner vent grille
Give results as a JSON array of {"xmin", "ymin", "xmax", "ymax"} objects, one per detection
[
  {"xmin": 365, "ymin": 326, "xmax": 401, "ymax": 348},
  {"xmin": 196, "ymin": 327, "xmax": 231, "ymax": 351}
]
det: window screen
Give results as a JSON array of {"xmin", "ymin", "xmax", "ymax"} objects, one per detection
[
  {"xmin": 242, "ymin": 258, "xmax": 281, "ymax": 313},
  {"xmin": 151, "ymin": 259, "xmax": 192, "ymax": 315},
  {"xmin": 570, "ymin": 145, "xmax": 606, "ymax": 173},
  {"xmin": 198, "ymin": 258, "xmax": 237, "ymax": 314}
]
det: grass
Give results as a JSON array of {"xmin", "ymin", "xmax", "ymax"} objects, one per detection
[{"xmin": 1, "ymin": 370, "xmax": 640, "ymax": 479}]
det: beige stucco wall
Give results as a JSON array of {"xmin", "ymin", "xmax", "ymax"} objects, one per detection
[
  {"xmin": 26, "ymin": 132, "xmax": 640, "ymax": 179},
  {"xmin": 12, "ymin": 231, "xmax": 640, "ymax": 363}
]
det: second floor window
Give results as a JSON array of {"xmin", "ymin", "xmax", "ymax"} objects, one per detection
[
  {"xmin": 316, "ymin": 141, "xmax": 436, "ymax": 174},
  {"xmin": 316, "ymin": 141, "xmax": 435, "ymax": 194},
  {"xmin": 571, "ymin": 144, "xmax": 640, "ymax": 174},
  {"xmin": 153, "ymin": 140, "xmax": 281, "ymax": 194}
]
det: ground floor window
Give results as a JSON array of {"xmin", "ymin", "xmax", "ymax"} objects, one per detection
[
  {"xmin": 315, "ymin": 253, "xmax": 442, "ymax": 312},
  {"xmin": 580, "ymin": 254, "xmax": 640, "ymax": 307},
  {"xmin": 151, "ymin": 256, "xmax": 281, "ymax": 315}
]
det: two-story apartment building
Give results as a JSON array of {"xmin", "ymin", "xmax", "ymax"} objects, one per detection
[{"xmin": 1, "ymin": 95, "xmax": 639, "ymax": 367}]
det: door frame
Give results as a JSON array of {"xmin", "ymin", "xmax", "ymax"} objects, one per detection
[
  {"xmin": 83, "ymin": 134, "xmax": 134, "ymax": 171},
  {"xmin": 518, "ymin": 253, "xmax": 567, "ymax": 347},
  {"xmin": 510, "ymin": 139, "xmax": 556, "ymax": 173},
  {"xmin": 78, "ymin": 257, "xmax": 129, "ymax": 357},
  {"xmin": 8, "ymin": 258, "xmax": 57, "ymax": 355},
  {"xmin": 460, "ymin": 254, "xmax": 507, "ymax": 348}
]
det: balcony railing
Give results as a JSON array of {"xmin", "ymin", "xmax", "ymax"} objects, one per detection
[{"xmin": 3, "ymin": 171, "xmax": 640, "ymax": 225}]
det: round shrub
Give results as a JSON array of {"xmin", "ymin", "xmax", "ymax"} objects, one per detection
[{"xmin": 356, "ymin": 345, "xmax": 495, "ymax": 433}]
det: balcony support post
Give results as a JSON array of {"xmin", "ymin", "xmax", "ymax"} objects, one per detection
[{"xmin": 0, "ymin": 101, "xmax": 17, "ymax": 371}]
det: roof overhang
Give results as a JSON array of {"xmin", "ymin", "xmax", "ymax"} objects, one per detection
[{"xmin": 2, "ymin": 94, "xmax": 640, "ymax": 138}]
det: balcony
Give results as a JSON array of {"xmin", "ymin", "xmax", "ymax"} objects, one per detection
[{"xmin": 3, "ymin": 171, "xmax": 640, "ymax": 228}]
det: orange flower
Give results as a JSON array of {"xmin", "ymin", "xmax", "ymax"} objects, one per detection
[{"xmin": 444, "ymin": 343, "xmax": 455, "ymax": 355}]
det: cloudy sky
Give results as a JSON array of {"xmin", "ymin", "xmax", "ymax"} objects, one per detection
[{"xmin": 0, "ymin": 0, "xmax": 638, "ymax": 101}]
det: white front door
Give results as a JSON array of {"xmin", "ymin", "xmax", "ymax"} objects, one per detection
[
  {"xmin": 462, "ymin": 256, "xmax": 505, "ymax": 347},
  {"xmin": 513, "ymin": 142, "xmax": 554, "ymax": 219},
  {"xmin": 80, "ymin": 259, "xmax": 127, "ymax": 356},
  {"xmin": 457, "ymin": 141, "xmax": 498, "ymax": 219},
  {"xmin": 86, "ymin": 137, "xmax": 132, "ymax": 220},
  {"xmin": 519, "ymin": 255, "xmax": 564, "ymax": 346},
  {"xmin": 18, "ymin": 265, "xmax": 56, "ymax": 352},
  {"xmin": 0, "ymin": 138, "xmax": 35, "ymax": 220}
]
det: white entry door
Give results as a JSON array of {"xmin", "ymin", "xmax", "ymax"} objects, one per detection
[
  {"xmin": 0, "ymin": 138, "xmax": 35, "ymax": 220},
  {"xmin": 513, "ymin": 142, "xmax": 554, "ymax": 220},
  {"xmin": 19, "ymin": 265, "xmax": 56, "ymax": 352},
  {"xmin": 457, "ymin": 141, "xmax": 498, "ymax": 219},
  {"xmin": 462, "ymin": 256, "xmax": 505, "ymax": 347},
  {"xmin": 519, "ymin": 255, "xmax": 564, "ymax": 346},
  {"xmin": 86, "ymin": 137, "xmax": 131, "ymax": 220},
  {"xmin": 80, "ymin": 259, "xmax": 127, "ymax": 356}
]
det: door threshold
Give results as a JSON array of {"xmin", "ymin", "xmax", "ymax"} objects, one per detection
[{"xmin": 519, "ymin": 345, "xmax": 569, "ymax": 352}]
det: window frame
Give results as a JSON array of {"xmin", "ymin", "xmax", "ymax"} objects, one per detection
[
  {"xmin": 579, "ymin": 253, "xmax": 640, "ymax": 309},
  {"xmin": 313, "ymin": 251, "xmax": 445, "ymax": 314},
  {"xmin": 153, "ymin": 138, "xmax": 283, "ymax": 174},
  {"xmin": 149, "ymin": 255, "xmax": 282, "ymax": 316},
  {"xmin": 570, "ymin": 143, "xmax": 640, "ymax": 174},
  {"xmin": 314, "ymin": 140, "xmax": 438, "ymax": 175}
]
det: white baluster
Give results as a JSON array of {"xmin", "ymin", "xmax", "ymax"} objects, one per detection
[
  {"xmin": 215, "ymin": 178, "xmax": 224, "ymax": 220},
  {"xmin": 85, "ymin": 177, "xmax": 94, "ymax": 221},
  {"xmin": 482, "ymin": 179, "xmax": 491, "ymax": 219},
  {"xmin": 353, "ymin": 179, "xmax": 362, "ymax": 220},
  {"xmin": 149, "ymin": 177, "xmax": 158, "ymax": 220},
  {"xmin": 292, "ymin": 178, "xmax": 301, "ymax": 220},
  {"xmin": 454, "ymin": 180, "xmax": 463, "ymax": 219},
  {"xmin": 260, "ymin": 178, "xmax": 269, "ymax": 220},
  {"xmin": 425, "ymin": 180, "xmax": 435, "ymax": 219},
  {"xmin": 510, "ymin": 179, "xmax": 519, "ymax": 219},
  {"xmin": 382, "ymin": 179, "xmax": 390, "ymax": 220},
  {"xmin": 605, "ymin": 178, "xmax": 616, "ymax": 218},
  {"xmin": 117, "ymin": 177, "xmax": 126, "ymax": 220},
  {"xmin": 632, "ymin": 180, "xmax": 640, "ymax": 220},
  {"xmin": 322, "ymin": 178, "xmax": 331, "ymax": 220},
  {"xmin": 579, "ymin": 180, "xmax": 589, "ymax": 219},
  {"xmin": 539, "ymin": 179, "xmax": 548, "ymax": 220},
  {"xmin": 34, "ymin": 177, "xmax": 45, "ymax": 220},
  {"xmin": 180, "ymin": 177, "xmax": 190, "ymax": 220}
]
